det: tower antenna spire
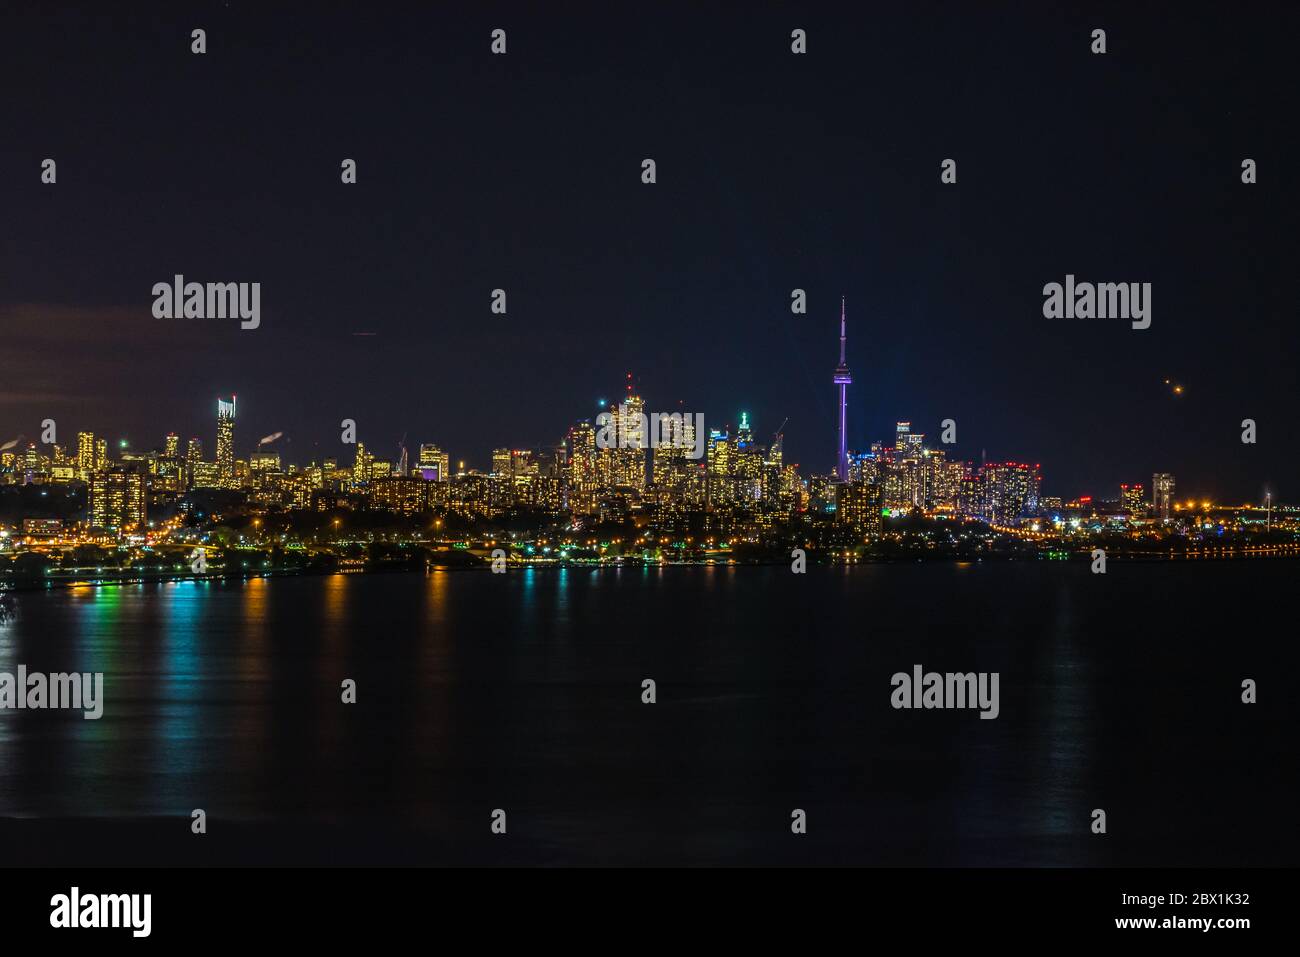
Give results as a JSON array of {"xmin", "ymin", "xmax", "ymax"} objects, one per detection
[
  {"xmin": 840, "ymin": 296, "xmax": 847, "ymax": 364},
  {"xmin": 832, "ymin": 296, "xmax": 853, "ymax": 482}
]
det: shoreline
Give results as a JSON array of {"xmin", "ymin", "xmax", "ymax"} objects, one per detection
[{"xmin": 3, "ymin": 546, "xmax": 1300, "ymax": 595}]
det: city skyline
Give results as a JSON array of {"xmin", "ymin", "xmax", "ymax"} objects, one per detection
[
  {"xmin": 1, "ymin": 389, "xmax": 1278, "ymax": 509},
  {"xmin": 5, "ymin": 380, "xmax": 1284, "ymax": 526},
  {"xmin": 3, "ymin": 6, "xmax": 1296, "ymax": 505}
]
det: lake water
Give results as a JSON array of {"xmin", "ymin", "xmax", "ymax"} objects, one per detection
[{"xmin": 0, "ymin": 562, "xmax": 1294, "ymax": 865}]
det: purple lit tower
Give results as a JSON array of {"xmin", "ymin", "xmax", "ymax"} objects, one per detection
[{"xmin": 833, "ymin": 296, "xmax": 852, "ymax": 481}]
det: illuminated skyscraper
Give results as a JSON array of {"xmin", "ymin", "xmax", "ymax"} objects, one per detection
[
  {"xmin": 90, "ymin": 466, "xmax": 147, "ymax": 533},
  {"xmin": 895, "ymin": 422, "xmax": 924, "ymax": 460},
  {"xmin": 216, "ymin": 396, "xmax": 236, "ymax": 486},
  {"xmin": 185, "ymin": 437, "xmax": 202, "ymax": 485},
  {"xmin": 980, "ymin": 462, "xmax": 1042, "ymax": 525},
  {"xmin": 652, "ymin": 411, "xmax": 700, "ymax": 502},
  {"xmin": 1152, "ymin": 473, "xmax": 1175, "ymax": 520},
  {"xmin": 164, "ymin": 433, "xmax": 180, "ymax": 458},
  {"xmin": 706, "ymin": 428, "xmax": 733, "ymax": 508},
  {"xmin": 733, "ymin": 412, "xmax": 763, "ymax": 502},
  {"xmin": 76, "ymin": 431, "xmax": 96, "ymax": 479},
  {"xmin": 567, "ymin": 422, "xmax": 598, "ymax": 491},
  {"xmin": 492, "ymin": 449, "xmax": 512, "ymax": 477},
  {"xmin": 353, "ymin": 442, "xmax": 373, "ymax": 485},
  {"xmin": 417, "ymin": 444, "xmax": 450, "ymax": 482},
  {"xmin": 1121, "ymin": 483, "xmax": 1146, "ymax": 517},
  {"xmin": 833, "ymin": 297, "xmax": 852, "ymax": 482},
  {"xmin": 611, "ymin": 392, "xmax": 647, "ymax": 490},
  {"xmin": 895, "ymin": 421, "xmax": 911, "ymax": 455},
  {"xmin": 836, "ymin": 481, "xmax": 883, "ymax": 538}
]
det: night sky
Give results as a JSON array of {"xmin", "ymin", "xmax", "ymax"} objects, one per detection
[{"xmin": 2, "ymin": 2, "xmax": 1296, "ymax": 501}]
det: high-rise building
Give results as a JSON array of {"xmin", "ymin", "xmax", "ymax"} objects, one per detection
[
  {"xmin": 833, "ymin": 297, "xmax": 852, "ymax": 482},
  {"xmin": 706, "ymin": 428, "xmax": 733, "ymax": 508},
  {"xmin": 417, "ymin": 444, "xmax": 450, "ymax": 482},
  {"xmin": 185, "ymin": 437, "xmax": 202, "ymax": 485},
  {"xmin": 164, "ymin": 433, "xmax": 180, "ymax": 458},
  {"xmin": 836, "ymin": 481, "xmax": 883, "ymax": 538},
  {"xmin": 510, "ymin": 449, "xmax": 536, "ymax": 477},
  {"xmin": 894, "ymin": 422, "xmax": 924, "ymax": 460},
  {"xmin": 610, "ymin": 393, "xmax": 647, "ymax": 490},
  {"xmin": 491, "ymin": 448, "xmax": 512, "ymax": 478},
  {"xmin": 895, "ymin": 422, "xmax": 911, "ymax": 456},
  {"xmin": 76, "ymin": 431, "xmax": 97, "ymax": 479},
  {"xmin": 1152, "ymin": 473, "xmax": 1175, "ymax": 520},
  {"xmin": 90, "ymin": 466, "xmax": 147, "ymax": 533},
  {"xmin": 353, "ymin": 442, "xmax": 373, "ymax": 486},
  {"xmin": 1121, "ymin": 483, "xmax": 1146, "ymax": 517},
  {"xmin": 652, "ymin": 411, "xmax": 702, "ymax": 505},
  {"xmin": 216, "ymin": 396, "xmax": 236, "ymax": 486},
  {"xmin": 566, "ymin": 422, "xmax": 598, "ymax": 491},
  {"xmin": 981, "ymin": 462, "xmax": 1042, "ymax": 526},
  {"xmin": 732, "ymin": 412, "xmax": 763, "ymax": 503}
]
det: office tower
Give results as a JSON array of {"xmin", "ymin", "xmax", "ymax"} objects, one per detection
[
  {"xmin": 894, "ymin": 422, "xmax": 913, "ymax": 455},
  {"xmin": 1121, "ymin": 483, "xmax": 1146, "ymax": 517},
  {"xmin": 185, "ymin": 437, "xmax": 202, "ymax": 483},
  {"xmin": 76, "ymin": 431, "xmax": 96, "ymax": 478},
  {"xmin": 652, "ymin": 411, "xmax": 699, "ymax": 500},
  {"xmin": 1152, "ymin": 473, "xmax": 1175, "ymax": 520},
  {"xmin": 353, "ymin": 442, "xmax": 373, "ymax": 485},
  {"xmin": 732, "ymin": 412, "xmax": 763, "ymax": 502},
  {"xmin": 567, "ymin": 422, "xmax": 598, "ymax": 490},
  {"xmin": 566, "ymin": 422, "xmax": 599, "ymax": 514},
  {"xmin": 95, "ymin": 437, "xmax": 108, "ymax": 470},
  {"xmin": 736, "ymin": 411, "xmax": 754, "ymax": 449},
  {"xmin": 21, "ymin": 444, "xmax": 41, "ymax": 484},
  {"xmin": 510, "ymin": 449, "xmax": 537, "ymax": 477},
  {"xmin": 706, "ymin": 428, "xmax": 733, "ymax": 508},
  {"xmin": 216, "ymin": 396, "xmax": 236, "ymax": 486},
  {"xmin": 90, "ymin": 466, "xmax": 148, "ymax": 533},
  {"xmin": 417, "ymin": 444, "xmax": 450, "ymax": 482},
  {"xmin": 492, "ymin": 449, "xmax": 512, "ymax": 477},
  {"xmin": 545, "ymin": 441, "xmax": 567, "ymax": 479},
  {"xmin": 611, "ymin": 392, "xmax": 647, "ymax": 490},
  {"xmin": 833, "ymin": 297, "xmax": 852, "ymax": 482},
  {"xmin": 164, "ymin": 433, "xmax": 180, "ymax": 457}
]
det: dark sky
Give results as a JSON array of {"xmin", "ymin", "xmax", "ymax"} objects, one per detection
[{"xmin": 2, "ymin": 2, "xmax": 1296, "ymax": 501}]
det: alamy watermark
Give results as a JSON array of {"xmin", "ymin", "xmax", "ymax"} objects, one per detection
[
  {"xmin": 50, "ymin": 887, "xmax": 150, "ymax": 937},
  {"xmin": 1043, "ymin": 274, "xmax": 1150, "ymax": 330},
  {"xmin": 891, "ymin": 664, "xmax": 999, "ymax": 719},
  {"xmin": 0, "ymin": 666, "xmax": 104, "ymax": 719},
  {"xmin": 152, "ymin": 274, "xmax": 261, "ymax": 329},
  {"xmin": 595, "ymin": 406, "xmax": 705, "ymax": 458}
]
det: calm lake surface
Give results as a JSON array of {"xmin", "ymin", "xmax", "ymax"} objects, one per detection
[{"xmin": 1, "ymin": 562, "xmax": 1294, "ymax": 865}]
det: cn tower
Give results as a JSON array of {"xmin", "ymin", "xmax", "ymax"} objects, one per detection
[{"xmin": 833, "ymin": 296, "xmax": 852, "ymax": 482}]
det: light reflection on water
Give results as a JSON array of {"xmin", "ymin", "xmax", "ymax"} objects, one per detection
[{"xmin": 0, "ymin": 563, "xmax": 1291, "ymax": 864}]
